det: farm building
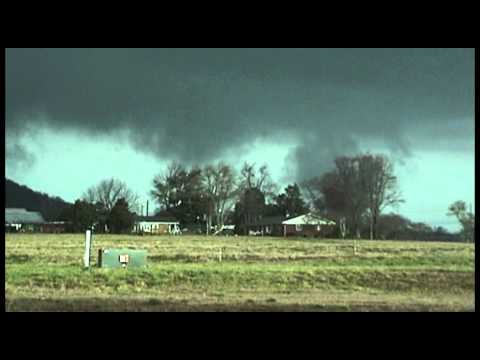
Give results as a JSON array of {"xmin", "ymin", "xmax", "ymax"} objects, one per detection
[
  {"xmin": 282, "ymin": 213, "xmax": 336, "ymax": 237},
  {"xmin": 133, "ymin": 215, "xmax": 181, "ymax": 235},
  {"xmin": 5, "ymin": 208, "xmax": 45, "ymax": 232}
]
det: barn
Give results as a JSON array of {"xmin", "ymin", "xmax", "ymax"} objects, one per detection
[
  {"xmin": 133, "ymin": 215, "xmax": 181, "ymax": 235},
  {"xmin": 282, "ymin": 213, "xmax": 336, "ymax": 237},
  {"xmin": 5, "ymin": 208, "xmax": 45, "ymax": 232}
]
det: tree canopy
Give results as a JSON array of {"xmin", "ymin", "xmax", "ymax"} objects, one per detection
[
  {"xmin": 151, "ymin": 162, "xmax": 206, "ymax": 226},
  {"xmin": 107, "ymin": 198, "xmax": 135, "ymax": 234},
  {"xmin": 274, "ymin": 183, "xmax": 308, "ymax": 218}
]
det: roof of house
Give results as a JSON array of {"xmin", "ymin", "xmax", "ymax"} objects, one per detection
[
  {"xmin": 282, "ymin": 213, "xmax": 335, "ymax": 226},
  {"xmin": 244, "ymin": 215, "xmax": 286, "ymax": 226},
  {"xmin": 135, "ymin": 215, "xmax": 179, "ymax": 223},
  {"xmin": 5, "ymin": 208, "xmax": 45, "ymax": 224},
  {"xmin": 258, "ymin": 216, "xmax": 286, "ymax": 225}
]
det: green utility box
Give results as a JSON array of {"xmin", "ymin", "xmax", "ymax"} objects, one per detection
[{"xmin": 98, "ymin": 248, "xmax": 148, "ymax": 268}]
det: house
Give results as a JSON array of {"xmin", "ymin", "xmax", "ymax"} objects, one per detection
[
  {"xmin": 242, "ymin": 215, "xmax": 286, "ymax": 236},
  {"xmin": 5, "ymin": 208, "xmax": 45, "ymax": 232},
  {"xmin": 213, "ymin": 224, "xmax": 236, "ymax": 236},
  {"xmin": 242, "ymin": 213, "xmax": 336, "ymax": 237},
  {"xmin": 282, "ymin": 213, "xmax": 336, "ymax": 237},
  {"xmin": 181, "ymin": 223, "xmax": 205, "ymax": 234},
  {"xmin": 41, "ymin": 221, "xmax": 69, "ymax": 233},
  {"xmin": 133, "ymin": 215, "xmax": 181, "ymax": 235}
]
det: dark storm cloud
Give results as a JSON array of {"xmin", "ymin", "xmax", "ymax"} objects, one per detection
[
  {"xmin": 5, "ymin": 142, "xmax": 35, "ymax": 170},
  {"xmin": 6, "ymin": 48, "xmax": 474, "ymax": 180}
]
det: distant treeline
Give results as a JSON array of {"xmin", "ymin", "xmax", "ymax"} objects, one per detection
[
  {"xmin": 6, "ymin": 152, "xmax": 473, "ymax": 242},
  {"xmin": 5, "ymin": 178, "xmax": 72, "ymax": 221},
  {"xmin": 363, "ymin": 213, "xmax": 461, "ymax": 242}
]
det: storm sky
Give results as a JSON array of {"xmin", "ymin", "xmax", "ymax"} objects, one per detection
[{"xmin": 5, "ymin": 48, "xmax": 475, "ymax": 231}]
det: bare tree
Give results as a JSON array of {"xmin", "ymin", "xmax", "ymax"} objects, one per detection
[
  {"xmin": 358, "ymin": 154, "xmax": 404, "ymax": 240},
  {"xmin": 304, "ymin": 155, "xmax": 400, "ymax": 240},
  {"xmin": 238, "ymin": 162, "xmax": 277, "ymax": 200},
  {"xmin": 447, "ymin": 200, "xmax": 475, "ymax": 242},
  {"xmin": 311, "ymin": 157, "xmax": 367, "ymax": 238},
  {"xmin": 83, "ymin": 178, "xmax": 140, "ymax": 213},
  {"xmin": 202, "ymin": 162, "xmax": 238, "ymax": 230},
  {"xmin": 234, "ymin": 162, "xmax": 277, "ymax": 233}
]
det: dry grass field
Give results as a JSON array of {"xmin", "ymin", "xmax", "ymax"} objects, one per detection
[{"xmin": 5, "ymin": 233, "xmax": 475, "ymax": 311}]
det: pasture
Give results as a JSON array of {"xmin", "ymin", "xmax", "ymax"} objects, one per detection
[{"xmin": 5, "ymin": 233, "xmax": 475, "ymax": 311}]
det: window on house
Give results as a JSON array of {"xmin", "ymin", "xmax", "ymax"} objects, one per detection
[{"xmin": 295, "ymin": 224, "xmax": 303, "ymax": 231}]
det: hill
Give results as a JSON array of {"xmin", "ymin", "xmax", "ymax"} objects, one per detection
[{"xmin": 5, "ymin": 178, "xmax": 72, "ymax": 221}]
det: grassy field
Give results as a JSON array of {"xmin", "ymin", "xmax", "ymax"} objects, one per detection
[{"xmin": 5, "ymin": 233, "xmax": 475, "ymax": 312}]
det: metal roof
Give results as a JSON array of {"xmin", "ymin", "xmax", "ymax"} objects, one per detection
[{"xmin": 5, "ymin": 208, "xmax": 45, "ymax": 224}]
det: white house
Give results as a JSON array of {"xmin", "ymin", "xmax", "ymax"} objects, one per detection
[
  {"xmin": 281, "ymin": 213, "xmax": 335, "ymax": 237},
  {"xmin": 133, "ymin": 215, "xmax": 181, "ymax": 235}
]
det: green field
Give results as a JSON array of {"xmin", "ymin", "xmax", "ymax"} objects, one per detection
[{"xmin": 5, "ymin": 233, "xmax": 475, "ymax": 311}]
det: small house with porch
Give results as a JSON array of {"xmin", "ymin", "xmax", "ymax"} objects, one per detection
[{"xmin": 133, "ymin": 215, "xmax": 181, "ymax": 235}]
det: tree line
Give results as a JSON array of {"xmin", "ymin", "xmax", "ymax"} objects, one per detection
[
  {"xmin": 56, "ymin": 153, "xmax": 474, "ymax": 241},
  {"xmin": 148, "ymin": 161, "xmax": 309, "ymax": 234},
  {"xmin": 5, "ymin": 178, "xmax": 72, "ymax": 221}
]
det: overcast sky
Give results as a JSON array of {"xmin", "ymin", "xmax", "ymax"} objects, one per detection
[{"xmin": 5, "ymin": 48, "xmax": 475, "ymax": 232}]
